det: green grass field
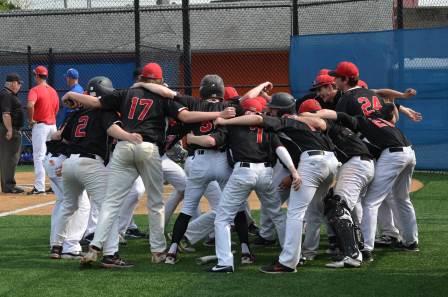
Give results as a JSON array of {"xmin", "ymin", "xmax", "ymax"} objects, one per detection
[{"xmin": 0, "ymin": 172, "xmax": 447, "ymax": 297}]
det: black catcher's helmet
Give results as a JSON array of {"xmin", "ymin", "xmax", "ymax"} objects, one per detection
[
  {"xmin": 267, "ymin": 92, "xmax": 296, "ymax": 115},
  {"xmin": 86, "ymin": 76, "xmax": 114, "ymax": 97},
  {"xmin": 199, "ymin": 74, "xmax": 225, "ymax": 99}
]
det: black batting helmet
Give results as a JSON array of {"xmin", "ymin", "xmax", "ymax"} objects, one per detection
[
  {"xmin": 267, "ymin": 92, "xmax": 296, "ymax": 115},
  {"xmin": 199, "ymin": 74, "xmax": 224, "ymax": 99},
  {"xmin": 86, "ymin": 76, "xmax": 114, "ymax": 97}
]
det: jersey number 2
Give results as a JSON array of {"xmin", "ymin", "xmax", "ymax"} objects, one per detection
[
  {"xmin": 128, "ymin": 97, "xmax": 154, "ymax": 120},
  {"xmin": 74, "ymin": 115, "xmax": 89, "ymax": 138},
  {"xmin": 358, "ymin": 96, "xmax": 382, "ymax": 117}
]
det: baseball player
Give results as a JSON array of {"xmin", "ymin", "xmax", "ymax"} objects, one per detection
[
  {"xmin": 189, "ymin": 98, "xmax": 300, "ymax": 273},
  {"xmin": 214, "ymin": 92, "xmax": 340, "ymax": 273},
  {"xmin": 300, "ymin": 99, "xmax": 375, "ymax": 268},
  {"xmin": 46, "ymin": 112, "xmax": 90, "ymax": 260},
  {"xmin": 27, "ymin": 65, "xmax": 59, "ymax": 195},
  {"xmin": 50, "ymin": 76, "xmax": 143, "ymax": 267},
  {"xmin": 312, "ymin": 104, "xmax": 419, "ymax": 261},
  {"xmin": 63, "ymin": 64, "xmax": 234, "ymax": 267}
]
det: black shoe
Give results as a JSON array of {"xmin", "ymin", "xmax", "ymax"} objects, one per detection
[
  {"xmin": 259, "ymin": 261, "xmax": 297, "ymax": 274},
  {"xmin": 252, "ymin": 234, "xmax": 276, "ymax": 247},
  {"xmin": 362, "ymin": 250, "xmax": 374, "ymax": 262},
  {"xmin": 203, "ymin": 237, "xmax": 215, "ymax": 247},
  {"xmin": 50, "ymin": 245, "xmax": 62, "ymax": 259},
  {"xmin": 100, "ymin": 253, "xmax": 134, "ymax": 268},
  {"xmin": 248, "ymin": 223, "xmax": 260, "ymax": 237},
  {"xmin": 208, "ymin": 265, "xmax": 234, "ymax": 273},
  {"xmin": 27, "ymin": 187, "xmax": 45, "ymax": 195},
  {"xmin": 45, "ymin": 187, "xmax": 54, "ymax": 194},
  {"xmin": 3, "ymin": 187, "xmax": 25, "ymax": 194},
  {"xmin": 80, "ymin": 233, "xmax": 94, "ymax": 246},
  {"xmin": 396, "ymin": 241, "xmax": 419, "ymax": 252},
  {"xmin": 125, "ymin": 228, "xmax": 147, "ymax": 239},
  {"xmin": 375, "ymin": 235, "xmax": 399, "ymax": 247}
]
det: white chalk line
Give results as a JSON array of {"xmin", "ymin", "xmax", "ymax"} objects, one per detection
[{"xmin": 0, "ymin": 201, "xmax": 55, "ymax": 217}]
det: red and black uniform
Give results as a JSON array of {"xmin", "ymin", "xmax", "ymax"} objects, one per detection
[
  {"xmin": 336, "ymin": 87, "xmax": 384, "ymax": 117},
  {"xmin": 99, "ymin": 87, "xmax": 187, "ymax": 150},
  {"xmin": 62, "ymin": 109, "xmax": 120, "ymax": 161}
]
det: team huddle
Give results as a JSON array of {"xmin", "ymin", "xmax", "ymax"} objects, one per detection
[{"xmin": 46, "ymin": 60, "xmax": 420, "ymax": 273}]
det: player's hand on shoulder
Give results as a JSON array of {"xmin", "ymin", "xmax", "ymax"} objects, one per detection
[
  {"xmin": 291, "ymin": 170, "xmax": 302, "ymax": 191},
  {"xmin": 5, "ymin": 129, "xmax": 12, "ymax": 141},
  {"xmin": 220, "ymin": 107, "xmax": 236, "ymax": 119},
  {"xmin": 128, "ymin": 133, "xmax": 143, "ymax": 144},
  {"xmin": 403, "ymin": 88, "xmax": 417, "ymax": 98},
  {"xmin": 214, "ymin": 117, "xmax": 226, "ymax": 126}
]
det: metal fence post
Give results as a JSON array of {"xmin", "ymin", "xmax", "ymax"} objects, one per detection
[
  {"xmin": 182, "ymin": 0, "xmax": 192, "ymax": 96},
  {"xmin": 134, "ymin": 0, "xmax": 141, "ymax": 69},
  {"xmin": 292, "ymin": 0, "xmax": 298, "ymax": 35},
  {"xmin": 27, "ymin": 45, "xmax": 32, "ymax": 91},
  {"xmin": 396, "ymin": 0, "xmax": 404, "ymax": 29},
  {"xmin": 48, "ymin": 47, "xmax": 55, "ymax": 86}
]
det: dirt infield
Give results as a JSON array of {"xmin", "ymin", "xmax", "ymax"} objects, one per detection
[{"xmin": 0, "ymin": 171, "xmax": 424, "ymax": 216}]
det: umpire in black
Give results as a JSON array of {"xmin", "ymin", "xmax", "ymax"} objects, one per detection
[{"xmin": 0, "ymin": 73, "xmax": 25, "ymax": 194}]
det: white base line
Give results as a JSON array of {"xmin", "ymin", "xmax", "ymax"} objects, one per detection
[{"xmin": 0, "ymin": 201, "xmax": 55, "ymax": 217}]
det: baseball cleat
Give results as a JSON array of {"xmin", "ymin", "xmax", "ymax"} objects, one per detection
[
  {"xmin": 252, "ymin": 235, "xmax": 276, "ymax": 247},
  {"xmin": 259, "ymin": 262, "xmax": 297, "ymax": 274},
  {"xmin": 325, "ymin": 254, "xmax": 362, "ymax": 268},
  {"xmin": 79, "ymin": 233, "xmax": 94, "ymax": 246},
  {"xmin": 50, "ymin": 245, "xmax": 62, "ymax": 259},
  {"xmin": 396, "ymin": 241, "xmax": 419, "ymax": 252},
  {"xmin": 241, "ymin": 253, "xmax": 255, "ymax": 265},
  {"xmin": 179, "ymin": 237, "xmax": 196, "ymax": 253},
  {"xmin": 375, "ymin": 235, "xmax": 399, "ymax": 247},
  {"xmin": 27, "ymin": 187, "xmax": 46, "ymax": 195},
  {"xmin": 208, "ymin": 265, "xmax": 234, "ymax": 273},
  {"xmin": 298, "ymin": 256, "xmax": 307, "ymax": 266},
  {"xmin": 165, "ymin": 253, "xmax": 179, "ymax": 264},
  {"xmin": 45, "ymin": 187, "xmax": 54, "ymax": 194},
  {"xmin": 80, "ymin": 246, "xmax": 100, "ymax": 265},
  {"xmin": 151, "ymin": 252, "xmax": 167, "ymax": 264},
  {"xmin": 248, "ymin": 223, "xmax": 260, "ymax": 237},
  {"xmin": 361, "ymin": 250, "xmax": 374, "ymax": 262},
  {"xmin": 125, "ymin": 228, "xmax": 147, "ymax": 239},
  {"xmin": 203, "ymin": 237, "xmax": 215, "ymax": 247},
  {"xmin": 61, "ymin": 252, "xmax": 84, "ymax": 260},
  {"xmin": 100, "ymin": 253, "xmax": 134, "ymax": 269}
]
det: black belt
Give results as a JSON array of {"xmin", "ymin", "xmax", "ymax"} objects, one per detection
[
  {"xmin": 239, "ymin": 162, "xmax": 272, "ymax": 168},
  {"xmin": 307, "ymin": 151, "xmax": 325, "ymax": 156},
  {"xmin": 196, "ymin": 149, "xmax": 225, "ymax": 155},
  {"xmin": 360, "ymin": 155, "xmax": 373, "ymax": 161},
  {"xmin": 389, "ymin": 147, "xmax": 404, "ymax": 153},
  {"xmin": 79, "ymin": 153, "xmax": 99, "ymax": 160}
]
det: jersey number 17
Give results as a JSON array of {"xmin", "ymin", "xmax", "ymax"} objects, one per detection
[{"xmin": 128, "ymin": 97, "xmax": 154, "ymax": 120}]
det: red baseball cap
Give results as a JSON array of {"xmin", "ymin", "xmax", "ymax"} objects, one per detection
[
  {"xmin": 241, "ymin": 98, "xmax": 263, "ymax": 113},
  {"xmin": 310, "ymin": 74, "xmax": 335, "ymax": 91},
  {"xmin": 33, "ymin": 65, "xmax": 48, "ymax": 76},
  {"xmin": 224, "ymin": 86, "xmax": 239, "ymax": 101},
  {"xmin": 141, "ymin": 63, "xmax": 163, "ymax": 80},
  {"xmin": 317, "ymin": 68, "xmax": 330, "ymax": 76},
  {"xmin": 256, "ymin": 96, "xmax": 267, "ymax": 109},
  {"xmin": 358, "ymin": 79, "xmax": 368, "ymax": 89},
  {"xmin": 329, "ymin": 61, "xmax": 359, "ymax": 78},
  {"xmin": 298, "ymin": 99, "xmax": 322, "ymax": 114}
]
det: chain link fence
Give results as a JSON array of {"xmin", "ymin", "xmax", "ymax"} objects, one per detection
[{"xmin": 0, "ymin": 0, "xmax": 447, "ymax": 162}]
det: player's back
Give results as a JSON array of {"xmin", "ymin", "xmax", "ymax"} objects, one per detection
[{"xmin": 336, "ymin": 87, "xmax": 384, "ymax": 117}]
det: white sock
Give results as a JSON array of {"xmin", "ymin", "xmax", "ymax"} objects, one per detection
[
  {"xmin": 241, "ymin": 243, "xmax": 250, "ymax": 254},
  {"xmin": 168, "ymin": 243, "xmax": 178, "ymax": 254}
]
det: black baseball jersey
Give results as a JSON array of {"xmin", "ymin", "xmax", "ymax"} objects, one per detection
[
  {"xmin": 326, "ymin": 120, "xmax": 372, "ymax": 163},
  {"xmin": 100, "ymin": 87, "xmax": 186, "ymax": 147},
  {"xmin": 45, "ymin": 110, "xmax": 79, "ymax": 156},
  {"xmin": 262, "ymin": 115, "xmax": 335, "ymax": 164},
  {"xmin": 336, "ymin": 87, "xmax": 385, "ymax": 117},
  {"xmin": 0, "ymin": 88, "xmax": 24, "ymax": 128},
  {"xmin": 174, "ymin": 94, "xmax": 240, "ymax": 151},
  {"xmin": 62, "ymin": 108, "xmax": 120, "ymax": 160},
  {"xmin": 211, "ymin": 125, "xmax": 283, "ymax": 164},
  {"xmin": 336, "ymin": 112, "xmax": 411, "ymax": 152}
]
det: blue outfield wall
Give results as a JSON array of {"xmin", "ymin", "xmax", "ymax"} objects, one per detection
[{"xmin": 289, "ymin": 27, "xmax": 448, "ymax": 171}]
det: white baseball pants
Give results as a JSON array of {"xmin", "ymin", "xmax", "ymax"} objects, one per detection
[{"xmin": 32, "ymin": 123, "xmax": 56, "ymax": 191}]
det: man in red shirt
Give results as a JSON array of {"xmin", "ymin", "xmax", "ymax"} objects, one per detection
[{"xmin": 27, "ymin": 65, "xmax": 59, "ymax": 195}]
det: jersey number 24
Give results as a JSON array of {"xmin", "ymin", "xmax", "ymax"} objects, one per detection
[{"xmin": 358, "ymin": 96, "xmax": 382, "ymax": 117}]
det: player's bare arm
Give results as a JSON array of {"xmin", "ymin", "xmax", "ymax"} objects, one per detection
[
  {"xmin": 26, "ymin": 101, "xmax": 36, "ymax": 127},
  {"xmin": 398, "ymin": 105, "xmax": 423, "ymax": 122},
  {"xmin": 373, "ymin": 88, "xmax": 417, "ymax": 100},
  {"xmin": 215, "ymin": 114, "xmax": 263, "ymax": 126},
  {"xmin": 286, "ymin": 115, "xmax": 327, "ymax": 131},
  {"xmin": 62, "ymin": 92, "xmax": 101, "ymax": 109},
  {"xmin": 300, "ymin": 109, "xmax": 338, "ymax": 120},
  {"xmin": 186, "ymin": 132, "xmax": 216, "ymax": 147},
  {"xmin": 131, "ymin": 82, "xmax": 177, "ymax": 99},
  {"xmin": 239, "ymin": 81, "xmax": 273, "ymax": 102},
  {"xmin": 106, "ymin": 124, "xmax": 143, "ymax": 145},
  {"xmin": 177, "ymin": 107, "xmax": 236, "ymax": 124}
]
